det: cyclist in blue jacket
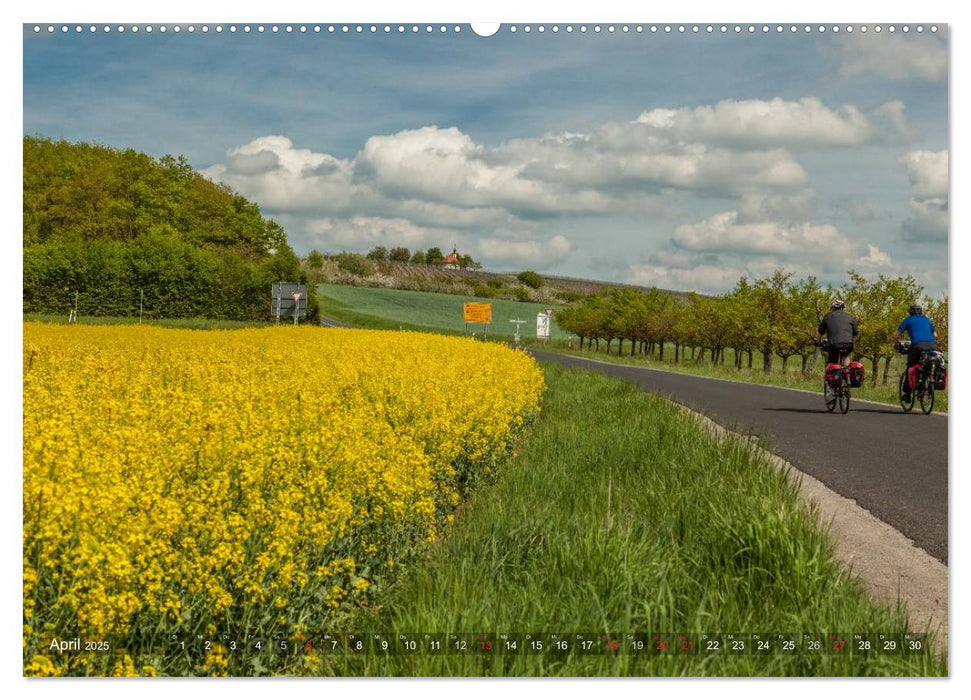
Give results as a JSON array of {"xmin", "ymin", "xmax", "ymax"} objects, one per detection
[{"xmin": 894, "ymin": 303, "xmax": 938, "ymax": 400}]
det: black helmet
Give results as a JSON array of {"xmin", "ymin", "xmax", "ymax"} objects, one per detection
[
  {"xmin": 909, "ymin": 303, "xmax": 923, "ymax": 315},
  {"xmin": 830, "ymin": 299, "xmax": 845, "ymax": 311}
]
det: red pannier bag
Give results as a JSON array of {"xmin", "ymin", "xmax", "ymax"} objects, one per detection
[
  {"xmin": 908, "ymin": 365, "xmax": 919, "ymax": 391},
  {"xmin": 826, "ymin": 363, "xmax": 843, "ymax": 388},
  {"xmin": 847, "ymin": 361, "xmax": 865, "ymax": 388}
]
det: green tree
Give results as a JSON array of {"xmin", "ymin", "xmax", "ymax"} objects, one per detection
[
  {"xmin": 305, "ymin": 250, "xmax": 325, "ymax": 269},
  {"xmin": 389, "ymin": 247, "xmax": 411, "ymax": 262},
  {"xmin": 410, "ymin": 250, "xmax": 427, "ymax": 264},
  {"xmin": 751, "ymin": 271, "xmax": 793, "ymax": 373},
  {"xmin": 366, "ymin": 246, "xmax": 389, "ymax": 261},
  {"xmin": 425, "ymin": 247, "xmax": 445, "ymax": 265}
]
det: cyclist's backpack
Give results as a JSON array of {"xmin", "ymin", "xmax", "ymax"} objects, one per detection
[
  {"xmin": 826, "ymin": 363, "xmax": 843, "ymax": 388},
  {"xmin": 847, "ymin": 361, "xmax": 865, "ymax": 388}
]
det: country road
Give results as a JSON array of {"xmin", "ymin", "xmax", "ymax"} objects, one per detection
[{"xmin": 531, "ymin": 350, "xmax": 949, "ymax": 564}]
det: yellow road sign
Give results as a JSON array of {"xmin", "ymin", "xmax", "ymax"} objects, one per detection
[{"xmin": 464, "ymin": 302, "xmax": 492, "ymax": 324}]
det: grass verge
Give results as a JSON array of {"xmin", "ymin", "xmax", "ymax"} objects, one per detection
[{"xmin": 325, "ymin": 363, "xmax": 945, "ymax": 676}]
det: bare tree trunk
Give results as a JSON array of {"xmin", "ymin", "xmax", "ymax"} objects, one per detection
[
  {"xmin": 747, "ymin": 349, "xmax": 753, "ymax": 369},
  {"xmin": 870, "ymin": 357, "xmax": 879, "ymax": 384},
  {"xmin": 616, "ymin": 338, "xmax": 622, "ymax": 355},
  {"xmin": 882, "ymin": 356, "xmax": 892, "ymax": 385},
  {"xmin": 801, "ymin": 355, "xmax": 808, "ymax": 373},
  {"xmin": 674, "ymin": 342, "xmax": 680, "ymax": 364},
  {"xmin": 595, "ymin": 338, "xmax": 600, "ymax": 351},
  {"xmin": 762, "ymin": 346, "xmax": 772, "ymax": 374},
  {"xmin": 658, "ymin": 339, "xmax": 665, "ymax": 361},
  {"xmin": 781, "ymin": 355, "xmax": 789, "ymax": 372}
]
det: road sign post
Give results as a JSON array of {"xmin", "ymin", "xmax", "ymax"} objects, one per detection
[{"xmin": 271, "ymin": 283, "xmax": 308, "ymax": 324}]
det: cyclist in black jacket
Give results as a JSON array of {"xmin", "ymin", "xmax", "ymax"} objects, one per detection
[{"xmin": 816, "ymin": 300, "xmax": 859, "ymax": 366}]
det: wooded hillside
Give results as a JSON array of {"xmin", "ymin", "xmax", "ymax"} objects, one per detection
[{"xmin": 23, "ymin": 136, "xmax": 315, "ymax": 321}]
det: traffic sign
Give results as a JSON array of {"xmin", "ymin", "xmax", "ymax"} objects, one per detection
[{"xmin": 464, "ymin": 302, "xmax": 492, "ymax": 324}]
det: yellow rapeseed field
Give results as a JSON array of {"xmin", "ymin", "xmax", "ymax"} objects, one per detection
[{"xmin": 22, "ymin": 323, "xmax": 544, "ymax": 675}]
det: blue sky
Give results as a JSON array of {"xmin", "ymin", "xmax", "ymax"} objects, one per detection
[{"xmin": 23, "ymin": 23, "xmax": 949, "ymax": 295}]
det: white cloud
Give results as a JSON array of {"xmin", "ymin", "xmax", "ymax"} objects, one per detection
[
  {"xmin": 474, "ymin": 234, "xmax": 575, "ymax": 267},
  {"xmin": 672, "ymin": 211, "xmax": 846, "ymax": 257},
  {"xmin": 899, "ymin": 150, "xmax": 948, "ymax": 241},
  {"xmin": 634, "ymin": 97, "xmax": 888, "ymax": 148},
  {"xmin": 900, "ymin": 150, "xmax": 948, "ymax": 200},
  {"xmin": 626, "ymin": 262, "xmax": 743, "ymax": 294},
  {"xmin": 834, "ymin": 33, "xmax": 948, "ymax": 81},
  {"xmin": 624, "ymin": 206, "xmax": 899, "ymax": 293}
]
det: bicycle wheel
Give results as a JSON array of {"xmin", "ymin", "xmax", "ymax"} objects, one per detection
[
  {"xmin": 839, "ymin": 386, "xmax": 850, "ymax": 414},
  {"xmin": 899, "ymin": 372, "xmax": 914, "ymax": 412},
  {"xmin": 824, "ymin": 380, "xmax": 837, "ymax": 412},
  {"xmin": 920, "ymin": 382, "xmax": 935, "ymax": 415}
]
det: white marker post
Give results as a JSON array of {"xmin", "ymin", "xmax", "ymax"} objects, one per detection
[{"xmin": 509, "ymin": 318, "xmax": 527, "ymax": 346}]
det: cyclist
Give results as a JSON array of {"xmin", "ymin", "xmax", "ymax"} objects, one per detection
[
  {"xmin": 894, "ymin": 303, "xmax": 938, "ymax": 401},
  {"xmin": 816, "ymin": 299, "xmax": 859, "ymax": 366}
]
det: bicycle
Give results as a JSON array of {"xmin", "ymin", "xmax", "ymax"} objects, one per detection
[
  {"xmin": 897, "ymin": 341, "xmax": 946, "ymax": 415},
  {"xmin": 818, "ymin": 340, "xmax": 856, "ymax": 414}
]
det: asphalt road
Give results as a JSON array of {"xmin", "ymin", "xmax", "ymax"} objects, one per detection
[{"xmin": 531, "ymin": 350, "xmax": 948, "ymax": 564}]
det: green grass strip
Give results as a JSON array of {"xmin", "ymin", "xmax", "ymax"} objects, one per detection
[{"xmin": 328, "ymin": 363, "xmax": 945, "ymax": 677}]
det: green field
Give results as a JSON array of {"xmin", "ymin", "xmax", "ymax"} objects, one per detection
[
  {"xmin": 323, "ymin": 364, "xmax": 944, "ymax": 676},
  {"xmin": 316, "ymin": 283, "xmax": 569, "ymax": 340}
]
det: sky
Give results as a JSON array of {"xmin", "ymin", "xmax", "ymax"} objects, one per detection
[{"xmin": 22, "ymin": 22, "xmax": 949, "ymax": 295}]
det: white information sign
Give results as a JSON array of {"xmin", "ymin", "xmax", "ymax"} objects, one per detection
[{"xmin": 536, "ymin": 312, "xmax": 551, "ymax": 340}]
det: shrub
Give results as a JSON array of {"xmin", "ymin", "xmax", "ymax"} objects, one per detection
[
  {"xmin": 471, "ymin": 282, "xmax": 495, "ymax": 298},
  {"xmin": 336, "ymin": 252, "xmax": 374, "ymax": 277},
  {"xmin": 517, "ymin": 270, "xmax": 543, "ymax": 289}
]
